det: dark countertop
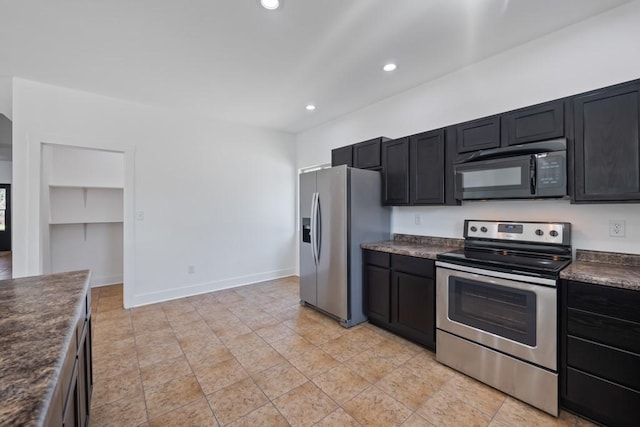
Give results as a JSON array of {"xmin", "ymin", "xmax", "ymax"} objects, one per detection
[
  {"xmin": 560, "ymin": 250, "xmax": 640, "ymax": 291},
  {"xmin": 0, "ymin": 270, "xmax": 91, "ymax": 426},
  {"xmin": 361, "ymin": 234, "xmax": 463, "ymax": 260}
]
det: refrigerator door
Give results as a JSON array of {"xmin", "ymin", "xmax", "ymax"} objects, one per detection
[
  {"xmin": 316, "ymin": 167, "xmax": 349, "ymax": 320},
  {"xmin": 299, "ymin": 171, "xmax": 317, "ymax": 306}
]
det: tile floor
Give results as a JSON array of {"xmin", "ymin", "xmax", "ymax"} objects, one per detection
[{"xmin": 90, "ymin": 278, "xmax": 595, "ymax": 427}]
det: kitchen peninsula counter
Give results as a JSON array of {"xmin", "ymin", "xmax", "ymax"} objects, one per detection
[
  {"xmin": 0, "ymin": 270, "xmax": 91, "ymax": 426},
  {"xmin": 560, "ymin": 249, "xmax": 640, "ymax": 291},
  {"xmin": 361, "ymin": 234, "xmax": 463, "ymax": 260}
]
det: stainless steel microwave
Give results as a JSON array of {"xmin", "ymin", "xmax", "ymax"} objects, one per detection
[{"xmin": 454, "ymin": 139, "xmax": 567, "ymax": 200}]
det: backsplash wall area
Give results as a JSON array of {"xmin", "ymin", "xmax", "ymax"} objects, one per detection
[{"xmin": 393, "ymin": 201, "xmax": 640, "ymax": 256}]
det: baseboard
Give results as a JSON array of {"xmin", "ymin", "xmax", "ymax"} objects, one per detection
[
  {"xmin": 90, "ymin": 274, "xmax": 123, "ymax": 288},
  {"xmin": 128, "ymin": 267, "xmax": 297, "ymax": 308}
]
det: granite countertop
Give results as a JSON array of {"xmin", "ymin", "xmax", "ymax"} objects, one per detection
[
  {"xmin": 361, "ymin": 234, "xmax": 463, "ymax": 260},
  {"xmin": 0, "ymin": 270, "xmax": 91, "ymax": 426},
  {"xmin": 560, "ymin": 250, "xmax": 640, "ymax": 291}
]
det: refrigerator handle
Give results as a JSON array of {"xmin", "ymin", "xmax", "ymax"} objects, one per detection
[{"xmin": 310, "ymin": 192, "xmax": 319, "ymax": 265}]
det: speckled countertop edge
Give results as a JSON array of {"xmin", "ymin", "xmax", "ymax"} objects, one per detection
[
  {"xmin": 361, "ymin": 234, "xmax": 463, "ymax": 260},
  {"xmin": 560, "ymin": 250, "xmax": 640, "ymax": 291},
  {"xmin": 0, "ymin": 270, "xmax": 91, "ymax": 427}
]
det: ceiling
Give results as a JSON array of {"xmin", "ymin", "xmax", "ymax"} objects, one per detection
[{"xmin": 0, "ymin": 0, "xmax": 631, "ymax": 134}]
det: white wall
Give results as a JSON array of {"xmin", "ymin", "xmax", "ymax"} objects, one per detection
[
  {"xmin": 0, "ymin": 77, "xmax": 11, "ymax": 119},
  {"xmin": 12, "ymin": 78, "xmax": 297, "ymax": 307},
  {"xmin": 296, "ymin": 1, "xmax": 640, "ymax": 255}
]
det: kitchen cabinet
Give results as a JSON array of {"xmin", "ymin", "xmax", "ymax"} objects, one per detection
[
  {"xmin": 410, "ymin": 129, "xmax": 445, "ymax": 205},
  {"xmin": 363, "ymin": 250, "xmax": 436, "ymax": 349},
  {"xmin": 331, "ymin": 145, "xmax": 353, "ymax": 167},
  {"xmin": 456, "ymin": 115, "xmax": 501, "ymax": 154},
  {"xmin": 573, "ymin": 81, "xmax": 640, "ymax": 202},
  {"xmin": 560, "ymin": 280, "xmax": 640, "ymax": 427},
  {"xmin": 501, "ymin": 99, "xmax": 565, "ymax": 146},
  {"xmin": 381, "ymin": 137, "xmax": 410, "ymax": 205},
  {"xmin": 354, "ymin": 137, "xmax": 388, "ymax": 170}
]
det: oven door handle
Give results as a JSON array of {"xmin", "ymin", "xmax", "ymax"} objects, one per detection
[{"xmin": 435, "ymin": 261, "xmax": 557, "ymax": 287}]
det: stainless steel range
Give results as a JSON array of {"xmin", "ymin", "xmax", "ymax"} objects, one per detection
[{"xmin": 436, "ymin": 220, "xmax": 571, "ymax": 416}]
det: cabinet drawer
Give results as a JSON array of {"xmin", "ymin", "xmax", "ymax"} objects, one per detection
[
  {"xmin": 566, "ymin": 367, "xmax": 640, "ymax": 427},
  {"xmin": 567, "ymin": 308, "xmax": 640, "ymax": 354},
  {"xmin": 567, "ymin": 335, "xmax": 640, "ymax": 391},
  {"xmin": 568, "ymin": 281, "xmax": 640, "ymax": 323},
  {"xmin": 363, "ymin": 249, "xmax": 390, "ymax": 268},
  {"xmin": 391, "ymin": 254, "xmax": 434, "ymax": 278}
]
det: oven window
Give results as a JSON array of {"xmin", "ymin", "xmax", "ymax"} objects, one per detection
[{"xmin": 448, "ymin": 277, "xmax": 536, "ymax": 346}]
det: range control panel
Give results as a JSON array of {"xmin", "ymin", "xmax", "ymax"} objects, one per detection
[{"xmin": 464, "ymin": 220, "xmax": 571, "ymax": 245}]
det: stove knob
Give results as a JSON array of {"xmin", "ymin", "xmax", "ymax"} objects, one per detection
[
  {"xmin": 480, "ymin": 226, "xmax": 488, "ymax": 233},
  {"xmin": 535, "ymin": 229, "xmax": 544, "ymax": 236},
  {"xmin": 550, "ymin": 230, "xmax": 559, "ymax": 237},
  {"xmin": 470, "ymin": 226, "xmax": 478, "ymax": 232}
]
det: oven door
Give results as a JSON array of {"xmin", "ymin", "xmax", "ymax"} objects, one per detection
[
  {"xmin": 436, "ymin": 264, "xmax": 557, "ymax": 370},
  {"xmin": 454, "ymin": 154, "xmax": 534, "ymax": 200}
]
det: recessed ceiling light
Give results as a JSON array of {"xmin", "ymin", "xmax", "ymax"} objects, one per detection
[
  {"xmin": 383, "ymin": 63, "xmax": 397, "ymax": 72},
  {"xmin": 260, "ymin": 0, "xmax": 280, "ymax": 10},
  {"xmin": 306, "ymin": 104, "xmax": 316, "ymax": 111}
]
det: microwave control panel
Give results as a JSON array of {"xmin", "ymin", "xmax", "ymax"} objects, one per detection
[{"xmin": 536, "ymin": 153, "xmax": 565, "ymax": 189}]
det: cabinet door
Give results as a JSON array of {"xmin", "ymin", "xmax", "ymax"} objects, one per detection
[
  {"xmin": 456, "ymin": 115, "xmax": 501, "ymax": 154},
  {"xmin": 391, "ymin": 271, "xmax": 435, "ymax": 349},
  {"xmin": 381, "ymin": 138, "xmax": 410, "ymax": 205},
  {"xmin": 354, "ymin": 138, "xmax": 383, "ymax": 170},
  {"xmin": 364, "ymin": 264, "xmax": 391, "ymax": 325},
  {"xmin": 502, "ymin": 99, "xmax": 565, "ymax": 146},
  {"xmin": 410, "ymin": 130, "xmax": 445, "ymax": 205},
  {"xmin": 573, "ymin": 81, "xmax": 640, "ymax": 202},
  {"xmin": 331, "ymin": 145, "xmax": 353, "ymax": 167}
]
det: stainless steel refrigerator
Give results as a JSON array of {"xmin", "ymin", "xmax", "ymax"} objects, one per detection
[{"xmin": 299, "ymin": 165, "xmax": 391, "ymax": 327}]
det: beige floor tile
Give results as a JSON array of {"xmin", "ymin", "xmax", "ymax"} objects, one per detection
[
  {"xmin": 404, "ymin": 351, "xmax": 454, "ymax": 387},
  {"xmin": 92, "ymin": 367, "xmax": 143, "ymax": 409},
  {"xmin": 136, "ymin": 336, "xmax": 184, "ymax": 368},
  {"xmin": 416, "ymin": 389, "xmax": 492, "ymax": 427},
  {"xmin": 192, "ymin": 358, "xmax": 249, "ymax": 395},
  {"xmin": 252, "ymin": 361, "xmax": 308, "ymax": 400},
  {"xmin": 144, "ymin": 374, "xmax": 204, "ymax": 419},
  {"xmin": 148, "ymin": 397, "xmax": 218, "ymax": 427},
  {"xmin": 178, "ymin": 333, "xmax": 224, "ymax": 356},
  {"xmin": 185, "ymin": 344, "xmax": 235, "ymax": 367},
  {"xmin": 172, "ymin": 318, "xmax": 214, "ymax": 337},
  {"xmin": 100, "ymin": 284, "xmax": 123, "ymax": 297},
  {"xmin": 207, "ymin": 377, "xmax": 269, "ymax": 425},
  {"xmin": 319, "ymin": 334, "xmax": 365, "ymax": 362},
  {"xmin": 226, "ymin": 403, "xmax": 289, "ymax": 427},
  {"xmin": 93, "ymin": 336, "xmax": 137, "ymax": 362},
  {"xmin": 441, "ymin": 373, "xmax": 506, "ymax": 416},
  {"xmin": 376, "ymin": 366, "xmax": 438, "ymax": 410},
  {"xmin": 211, "ymin": 321, "xmax": 253, "ymax": 341},
  {"xmin": 270, "ymin": 334, "xmax": 317, "ymax": 359},
  {"xmin": 342, "ymin": 386, "xmax": 412, "ymax": 427},
  {"xmin": 314, "ymin": 408, "xmax": 362, "ymax": 427},
  {"xmin": 93, "ymin": 321, "xmax": 135, "ymax": 343},
  {"xmin": 91, "ymin": 394, "xmax": 148, "ymax": 427},
  {"xmin": 94, "ymin": 308, "xmax": 131, "ymax": 324},
  {"xmin": 371, "ymin": 337, "xmax": 419, "ymax": 366},
  {"xmin": 224, "ymin": 332, "xmax": 269, "ymax": 356},
  {"xmin": 288, "ymin": 347, "xmax": 340, "ymax": 379},
  {"xmin": 97, "ymin": 294, "xmax": 124, "ymax": 312},
  {"xmin": 242, "ymin": 313, "xmax": 280, "ymax": 330},
  {"xmin": 165, "ymin": 308, "xmax": 202, "ymax": 326},
  {"xmin": 254, "ymin": 323, "xmax": 296, "ymax": 344},
  {"xmin": 133, "ymin": 317, "xmax": 173, "ymax": 335},
  {"xmin": 273, "ymin": 382, "xmax": 338, "ymax": 427},
  {"xmin": 490, "ymin": 397, "xmax": 575, "ymax": 427},
  {"xmin": 235, "ymin": 345, "xmax": 287, "ymax": 376},
  {"xmin": 344, "ymin": 348, "xmax": 397, "ymax": 383},
  {"xmin": 312, "ymin": 365, "xmax": 370, "ymax": 405},
  {"xmin": 93, "ymin": 351, "xmax": 140, "ymax": 383},
  {"xmin": 139, "ymin": 355, "xmax": 193, "ymax": 390},
  {"xmin": 402, "ymin": 413, "xmax": 435, "ymax": 426}
]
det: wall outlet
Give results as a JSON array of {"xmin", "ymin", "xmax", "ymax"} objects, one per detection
[
  {"xmin": 187, "ymin": 265, "xmax": 195, "ymax": 274},
  {"xmin": 609, "ymin": 220, "xmax": 626, "ymax": 238},
  {"xmin": 415, "ymin": 214, "xmax": 422, "ymax": 225}
]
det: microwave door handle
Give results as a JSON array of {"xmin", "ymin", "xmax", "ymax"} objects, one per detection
[{"xmin": 529, "ymin": 156, "xmax": 536, "ymax": 195}]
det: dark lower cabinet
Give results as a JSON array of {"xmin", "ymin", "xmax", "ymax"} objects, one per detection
[
  {"xmin": 363, "ymin": 249, "xmax": 436, "ymax": 349},
  {"xmin": 573, "ymin": 81, "xmax": 640, "ymax": 202},
  {"xmin": 45, "ymin": 290, "xmax": 93, "ymax": 427},
  {"xmin": 560, "ymin": 280, "xmax": 640, "ymax": 426}
]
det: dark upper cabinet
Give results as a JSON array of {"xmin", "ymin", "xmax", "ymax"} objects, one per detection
[
  {"xmin": 354, "ymin": 137, "xmax": 388, "ymax": 170},
  {"xmin": 573, "ymin": 81, "xmax": 640, "ymax": 202},
  {"xmin": 382, "ymin": 137, "xmax": 410, "ymax": 205},
  {"xmin": 502, "ymin": 99, "xmax": 565, "ymax": 146},
  {"xmin": 331, "ymin": 145, "xmax": 353, "ymax": 167},
  {"xmin": 410, "ymin": 129, "xmax": 445, "ymax": 205},
  {"xmin": 456, "ymin": 115, "xmax": 501, "ymax": 153}
]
